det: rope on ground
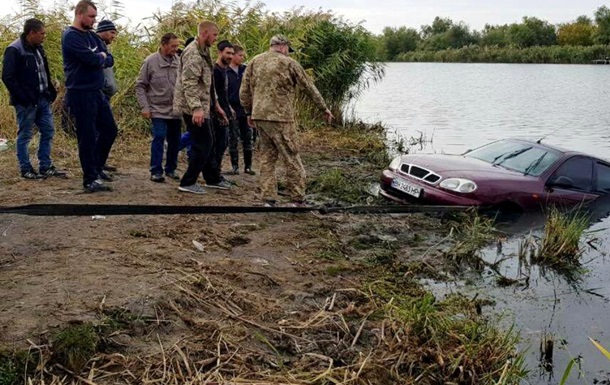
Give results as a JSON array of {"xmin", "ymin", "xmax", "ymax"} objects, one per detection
[{"xmin": 0, "ymin": 203, "xmax": 471, "ymax": 217}]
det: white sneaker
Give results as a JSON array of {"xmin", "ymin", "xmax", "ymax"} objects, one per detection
[{"xmin": 178, "ymin": 184, "xmax": 207, "ymax": 194}]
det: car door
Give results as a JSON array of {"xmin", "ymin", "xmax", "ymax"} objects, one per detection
[
  {"xmin": 544, "ymin": 156, "xmax": 599, "ymax": 206},
  {"xmin": 595, "ymin": 161, "xmax": 610, "ymax": 195}
]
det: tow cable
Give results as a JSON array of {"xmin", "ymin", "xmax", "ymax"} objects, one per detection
[{"xmin": 0, "ymin": 203, "xmax": 470, "ymax": 217}]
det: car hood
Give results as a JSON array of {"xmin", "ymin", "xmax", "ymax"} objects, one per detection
[{"xmin": 400, "ymin": 154, "xmax": 530, "ymax": 179}]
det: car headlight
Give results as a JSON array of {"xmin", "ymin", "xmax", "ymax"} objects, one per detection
[
  {"xmin": 389, "ymin": 156, "xmax": 402, "ymax": 171},
  {"xmin": 439, "ymin": 178, "xmax": 477, "ymax": 193}
]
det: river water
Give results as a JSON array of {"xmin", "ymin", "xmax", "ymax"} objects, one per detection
[{"xmin": 353, "ymin": 63, "xmax": 610, "ymax": 384}]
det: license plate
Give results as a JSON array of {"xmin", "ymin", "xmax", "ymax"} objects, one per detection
[{"xmin": 391, "ymin": 177, "xmax": 422, "ymax": 198}]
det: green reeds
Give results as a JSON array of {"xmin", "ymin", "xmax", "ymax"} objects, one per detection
[
  {"xmin": 535, "ymin": 207, "xmax": 589, "ymax": 268},
  {"xmin": 445, "ymin": 211, "xmax": 497, "ymax": 270}
]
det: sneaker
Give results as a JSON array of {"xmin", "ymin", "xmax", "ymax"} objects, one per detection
[
  {"xmin": 98, "ymin": 171, "xmax": 114, "ymax": 182},
  {"xmin": 21, "ymin": 169, "xmax": 44, "ymax": 180},
  {"xmin": 165, "ymin": 171, "xmax": 180, "ymax": 180},
  {"xmin": 205, "ymin": 180, "xmax": 232, "ymax": 190},
  {"xmin": 178, "ymin": 183, "xmax": 207, "ymax": 194},
  {"xmin": 288, "ymin": 200, "xmax": 308, "ymax": 208},
  {"xmin": 230, "ymin": 165, "xmax": 240, "ymax": 175},
  {"xmin": 151, "ymin": 174, "xmax": 165, "ymax": 183},
  {"xmin": 103, "ymin": 164, "xmax": 117, "ymax": 172},
  {"xmin": 244, "ymin": 168, "xmax": 256, "ymax": 175},
  {"xmin": 264, "ymin": 199, "xmax": 277, "ymax": 207},
  {"xmin": 40, "ymin": 166, "xmax": 67, "ymax": 178},
  {"xmin": 85, "ymin": 180, "xmax": 112, "ymax": 193}
]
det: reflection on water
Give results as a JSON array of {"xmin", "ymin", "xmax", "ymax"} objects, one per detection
[{"xmin": 354, "ymin": 63, "xmax": 610, "ymax": 384}]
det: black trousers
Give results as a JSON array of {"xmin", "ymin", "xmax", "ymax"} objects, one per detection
[
  {"xmin": 65, "ymin": 89, "xmax": 118, "ymax": 186},
  {"xmin": 179, "ymin": 115, "xmax": 221, "ymax": 187},
  {"xmin": 210, "ymin": 118, "xmax": 229, "ymax": 175}
]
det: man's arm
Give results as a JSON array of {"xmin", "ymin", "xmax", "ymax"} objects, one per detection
[
  {"xmin": 181, "ymin": 52, "xmax": 205, "ymax": 114},
  {"xmin": 239, "ymin": 62, "xmax": 253, "ymax": 115},
  {"xmin": 63, "ymin": 31, "xmax": 108, "ymax": 68},
  {"xmin": 134, "ymin": 59, "xmax": 151, "ymax": 116},
  {"xmin": 1, "ymin": 47, "xmax": 29, "ymax": 105},
  {"xmin": 292, "ymin": 61, "xmax": 328, "ymax": 112}
]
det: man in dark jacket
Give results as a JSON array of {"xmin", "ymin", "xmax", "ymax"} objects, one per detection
[
  {"xmin": 227, "ymin": 45, "xmax": 254, "ymax": 175},
  {"xmin": 208, "ymin": 39, "xmax": 233, "ymax": 189},
  {"xmin": 2, "ymin": 18, "xmax": 66, "ymax": 179},
  {"xmin": 61, "ymin": 0, "xmax": 118, "ymax": 193}
]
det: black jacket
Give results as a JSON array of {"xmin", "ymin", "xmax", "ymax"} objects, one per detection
[
  {"xmin": 227, "ymin": 64, "xmax": 246, "ymax": 118},
  {"xmin": 2, "ymin": 37, "xmax": 57, "ymax": 107}
]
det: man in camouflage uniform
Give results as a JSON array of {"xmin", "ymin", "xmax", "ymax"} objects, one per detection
[
  {"xmin": 240, "ymin": 34, "xmax": 333, "ymax": 206},
  {"xmin": 173, "ymin": 21, "xmax": 219, "ymax": 194}
]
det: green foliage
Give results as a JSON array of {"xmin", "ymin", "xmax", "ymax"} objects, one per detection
[
  {"xmin": 0, "ymin": 0, "xmax": 383, "ymax": 136},
  {"xmin": 52, "ymin": 323, "xmax": 99, "ymax": 373},
  {"xmin": 558, "ymin": 17, "xmax": 596, "ymax": 46},
  {"xmin": 535, "ymin": 207, "xmax": 589, "ymax": 268},
  {"xmin": 380, "ymin": 26, "xmax": 421, "ymax": 60},
  {"xmin": 508, "ymin": 16, "xmax": 557, "ymax": 47},
  {"xmin": 375, "ymin": 6, "xmax": 610, "ymax": 63},
  {"xmin": 594, "ymin": 5, "xmax": 610, "ymax": 44},
  {"xmin": 398, "ymin": 44, "xmax": 610, "ymax": 64},
  {"xmin": 0, "ymin": 354, "xmax": 18, "ymax": 385}
]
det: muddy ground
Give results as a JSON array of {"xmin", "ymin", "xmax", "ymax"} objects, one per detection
[{"xmin": 0, "ymin": 127, "xmax": 515, "ymax": 384}]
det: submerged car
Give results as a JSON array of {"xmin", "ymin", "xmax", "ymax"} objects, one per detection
[{"xmin": 380, "ymin": 138, "xmax": 610, "ymax": 211}]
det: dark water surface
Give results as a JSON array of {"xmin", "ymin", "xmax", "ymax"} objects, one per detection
[{"xmin": 354, "ymin": 63, "xmax": 610, "ymax": 384}]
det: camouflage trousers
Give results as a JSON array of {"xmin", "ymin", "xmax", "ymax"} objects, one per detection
[{"xmin": 255, "ymin": 120, "xmax": 305, "ymax": 202}]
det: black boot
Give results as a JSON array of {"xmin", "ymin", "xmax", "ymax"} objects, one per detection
[
  {"xmin": 229, "ymin": 150, "xmax": 239, "ymax": 175},
  {"xmin": 244, "ymin": 149, "xmax": 255, "ymax": 175}
]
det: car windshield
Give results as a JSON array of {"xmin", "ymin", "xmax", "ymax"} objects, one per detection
[{"xmin": 465, "ymin": 140, "xmax": 561, "ymax": 176}]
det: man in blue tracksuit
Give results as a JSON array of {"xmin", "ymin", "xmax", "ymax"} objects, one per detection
[
  {"xmin": 2, "ymin": 18, "xmax": 66, "ymax": 179},
  {"xmin": 61, "ymin": 0, "xmax": 118, "ymax": 193}
]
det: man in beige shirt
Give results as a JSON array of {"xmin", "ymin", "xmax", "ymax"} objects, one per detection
[{"xmin": 135, "ymin": 32, "xmax": 181, "ymax": 183}]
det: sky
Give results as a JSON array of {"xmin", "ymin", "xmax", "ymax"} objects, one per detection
[{"xmin": 2, "ymin": 0, "xmax": 606, "ymax": 34}]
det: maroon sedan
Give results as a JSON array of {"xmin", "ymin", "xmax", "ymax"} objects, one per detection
[{"xmin": 380, "ymin": 138, "xmax": 610, "ymax": 211}]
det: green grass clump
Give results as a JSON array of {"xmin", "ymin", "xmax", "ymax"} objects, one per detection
[
  {"xmin": 52, "ymin": 324, "xmax": 99, "ymax": 373},
  {"xmin": 308, "ymin": 168, "xmax": 368, "ymax": 204},
  {"xmin": 535, "ymin": 207, "xmax": 589, "ymax": 267},
  {"xmin": 445, "ymin": 211, "xmax": 497, "ymax": 270},
  {"xmin": 0, "ymin": 354, "xmax": 18, "ymax": 385}
]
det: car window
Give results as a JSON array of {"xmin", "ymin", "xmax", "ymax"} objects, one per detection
[
  {"xmin": 549, "ymin": 157, "xmax": 594, "ymax": 192},
  {"xmin": 597, "ymin": 163, "xmax": 610, "ymax": 193},
  {"xmin": 466, "ymin": 140, "xmax": 561, "ymax": 176}
]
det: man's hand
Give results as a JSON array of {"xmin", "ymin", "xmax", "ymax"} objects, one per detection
[
  {"xmin": 323, "ymin": 109, "xmax": 334, "ymax": 124},
  {"xmin": 215, "ymin": 105, "xmax": 229, "ymax": 126},
  {"xmin": 247, "ymin": 116, "xmax": 256, "ymax": 128},
  {"xmin": 192, "ymin": 109, "xmax": 204, "ymax": 126},
  {"xmin": 142, "ymin": 110, "xmax": 152, "ymax": 119}
]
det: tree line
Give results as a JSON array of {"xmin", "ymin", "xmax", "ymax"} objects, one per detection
[{"xmin": 376, "ymin": 6, "xmax": 610, "ymax": 63}]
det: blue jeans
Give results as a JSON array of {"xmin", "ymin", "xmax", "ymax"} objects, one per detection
[
  {"xmin": 14, "ymin": 98, "xmax": 55, "ymax": 172},
  {"xmin": 150, "ymin": 118, "xmax": 181, "ymax": 175},
  {"xmin": 178, "ymin": 131, "xmax": 192, "ymax": 160}
]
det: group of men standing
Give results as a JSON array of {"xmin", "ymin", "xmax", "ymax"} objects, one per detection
[{"xmin": 2, "ymin": 0, "xmax": 333, "ymax": 206}]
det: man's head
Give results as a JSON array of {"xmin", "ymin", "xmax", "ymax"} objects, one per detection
[
  {"xmin": 22, "ymin": 18, "xmax": 46, "ymax": 46},
  {"xmin": 197, "ymin": 21, "xmax": 218, "ymax": 48},
  {"xmin": 216, "ymin": 40, "xmax": 234, "ymax": 66},
  {"xmin": 96, "ymin": 19, "xmax": 117, "ymax": 44},
  {"xmin": 231, "ymin": 45, "xmax": 245, "ymax": 66},
  {"xmin": 270, "ymin": 34, "xmax": 294, "ymax": 55},
  {"xmin": 74, "ymin": 0, "xmax": 97, "ymax": 31},
  {"xmin": 160, "ymin": 32, "xmax": 180, "ymax": 57}
]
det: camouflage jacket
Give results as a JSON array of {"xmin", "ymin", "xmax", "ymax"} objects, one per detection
[
  {"xmin": 173, "ymin": 40, "xmax": 214, "ymax": 117},
  {"xmin": 240, "ymin": 50, "xmax": 328, "ymax": 122}
]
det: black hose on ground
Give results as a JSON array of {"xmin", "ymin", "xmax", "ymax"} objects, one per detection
[{"xmin": 0, "ymin": 203, "xmax": 470, "ymax": 217}]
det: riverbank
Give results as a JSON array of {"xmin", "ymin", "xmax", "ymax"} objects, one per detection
[
  {"xmin": 0, "ymin": 123, "xmax": 526, "ymax": 384},
  {"xmin": 394, "ymin": 44, "xmax": 610, "ymax": 64}
]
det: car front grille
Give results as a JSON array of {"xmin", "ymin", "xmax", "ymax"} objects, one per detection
[{"xmin": 399, "ymin": 163, "xmax": 441, "ymax": 184}]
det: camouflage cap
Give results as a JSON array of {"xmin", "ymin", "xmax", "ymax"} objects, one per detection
[{"xmin": 270, "ymin": 34, "xmax": 295, "ymax": 53}]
